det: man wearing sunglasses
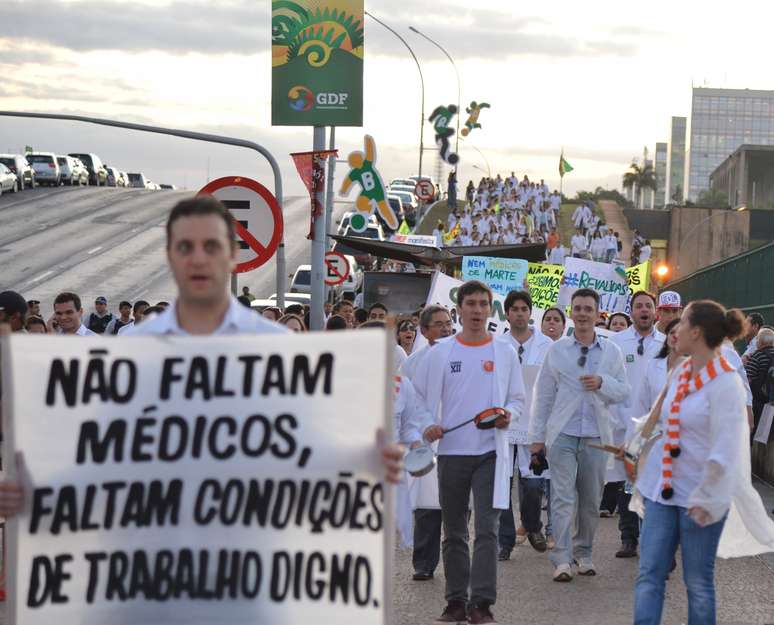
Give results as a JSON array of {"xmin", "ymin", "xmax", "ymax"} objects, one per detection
[
  {"xmin": 530, "ymin": 288, "xmax": 629, "ymax": 582},
  {"xmin": 609, "ymin": 290, "xmax": 665, "ymax": 558}
]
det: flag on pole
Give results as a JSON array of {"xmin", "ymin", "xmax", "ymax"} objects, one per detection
[
  {"xmin": 444, "ymin": 221, "xmax": 460, "ymax": 243},
  {"xmin": 290, "ymin": 149, "xmax": 338, "ymax": 239},
  {"xmin": 559, "ymin": 151, "xmax": 573, "ymax": 177},
  {"xmin": 398, "ymin": 219, "xmax": 411, "ymax": 235}
]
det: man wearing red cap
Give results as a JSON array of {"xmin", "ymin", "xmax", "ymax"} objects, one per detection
[{"xmin": 655, "ymin": 290, "xmax": 682, "ymax": 335}]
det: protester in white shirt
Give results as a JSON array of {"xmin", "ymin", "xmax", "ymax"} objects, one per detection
[
  {"xmin": 571, "ymin": 228, "xmax": 588, "ymax": 258},
  {"xmin": 609, "ymin": 291, "xmax": 665, "ymax": 558},
  {"xmin": 400, "ymin": 305, "xmax": 453, "ymax": 581},
  {"xmin": 548, "ymin": 243, "xmax": 567, "ymax": 266},
  {"xmin": 632, "ymin": 300, "xmax": 774, "ymax": 625},
  {"xmin": 639, "ymin": 240, "xmax": 652, "ymax": 263},
  {"xmin": 496, "ymin": 291, "xmax": 554, "ymax": 559},
  {"xmin": 530, "ymin": 288, "xmax": 630, "ymax": 582},
  {"xmin": 412, "ymin": 280, "xmax": 525, "ymax": 624},
  {"xmin": 49, "ymin": 291, "xmax": 97, "ymax": 336},
  {"xmin": 604, "ymin": 233, "xmax": 618, "ymax": 263}
]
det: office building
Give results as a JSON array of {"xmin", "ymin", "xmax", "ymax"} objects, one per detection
[
  {"xmin": 710, "ymin": 144, "xmax": 774, "ymax": 209},
  {"xmin": 655, "ymin": 142, "xmax": 667, "ymax": 208},
  {"xmin": 665, "ymin": 116, "xmax": 686, "ymax": 203},
  {"xmin": 685, "ymin": 87, "xmax": 774, "ymax": 202}
]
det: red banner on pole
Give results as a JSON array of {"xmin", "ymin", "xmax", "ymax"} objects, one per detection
[{"xmin": 291, "ymin": 149, "xmax": 338, "ymax": 239}]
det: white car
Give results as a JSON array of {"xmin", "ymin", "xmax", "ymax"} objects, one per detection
[
  {"xmin": 390, "ymin": 178, "xmax": 416, "ymax": 188},
  {"xmin": 340, "ymin": 254, "xmax": 362, "ymax": 294},
  {"xmin": 290, "ymin": 264, "xmax": 312, "ymax": 294},
  {"xmin": 127, "ymin": 172, "xmax": 149, "ymax": 189},
  {"xmin": 269, "ymin": 293, "xmax": 311, "ymax": 306},
  {"xmin": 26, "ymin": 152, "xmax": 60, "ymax": 186},
  {"xmin": 336, "ymin": 211, "xmax": 378, "ymax": 236}
]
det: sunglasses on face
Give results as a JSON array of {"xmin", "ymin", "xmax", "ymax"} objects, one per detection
[
  {"xmin": 517, "ymin": 345, "xmax": 524, "ymax": 363},
  {"xmin": 637, "ymin": 337, "xmax": 645, "ymax": 356}
]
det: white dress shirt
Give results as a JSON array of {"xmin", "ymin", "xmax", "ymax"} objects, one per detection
[{"xmin": 75, "ymin": 324, "xmax": 97, "ymax": 336}]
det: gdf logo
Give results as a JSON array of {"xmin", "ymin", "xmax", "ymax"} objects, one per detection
[
  {"xmin": 288, "ymin": 86, "xmax": 314, "ymax": 112},
  {"xmin": 316, "ymin": 92, "xmax": 349, "ymax": 107}
]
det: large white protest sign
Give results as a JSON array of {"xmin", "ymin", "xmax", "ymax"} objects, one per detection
[
  {"xmin": 2, "ymin": 332, "xmax": 392, "ymax": 625},
  {"xmin": 461, "ymin": 256, "xmax": 529, "ymax": 297},
  {"xmin": 558, "ymin": 257, "xmax": 630, "ymax": 313}
]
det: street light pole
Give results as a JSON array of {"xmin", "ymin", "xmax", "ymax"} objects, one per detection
[
  {"xmin": 409, "ymin": 27, "xmax": 461, "ymax": 164},
  {"xmin": 366, "ymin": 11, "xmax": 425, "ymax": 179}
]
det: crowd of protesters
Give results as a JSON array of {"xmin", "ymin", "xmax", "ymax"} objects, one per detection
[{"xmin": 2, "ymin": 194, "xmax": 774, "ymax": 625}]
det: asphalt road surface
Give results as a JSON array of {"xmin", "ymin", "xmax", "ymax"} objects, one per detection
[{"xmin": 0, "ymin": 186, "xmax": 350, "ymax": 311}]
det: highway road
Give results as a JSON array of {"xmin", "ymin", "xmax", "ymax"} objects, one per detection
[{"xmin": 0, "ymin": 186, "xmax": 351, "ymax": 312}]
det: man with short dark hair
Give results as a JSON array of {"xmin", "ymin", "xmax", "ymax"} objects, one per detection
[
  {"xmin": 743, "ymin": 313, "xmax": 766, "ymax": 362},
  {"xmin": 609, "ymin": 290, "xmax": 664, "ymax": 558},
  {"xmin": 368, "ymin": 302, "xmax": 388, "ymax": 321},
  {"xmin": 333, "ymin": 300, "xmax": 355, "ymax": 328},
  {"xmin": 105, "ymin": 301, "xmax": 133, "ymax": 335},
  {"xmin": 116, "ymin": 300, "xmax": 149, "ymax": 335},
  {"xmin": 531, "ymin": 288, "xmax": 629, "ymax": 582},
  {"xmin": 86, "ymin": 296, "xmax": 112, "ymax": 334},
  {"xmin": 413, "ymin": 281, "xmax": 524, "ymax": 624},
  {"xmin": 497, "ymin": 290, "xmax": 553, "ymax": 558},
  {"xmin": 0, "ymin": 291, "xmax": 28, "ymax": 332},
  {"xmin": 27, "ymin": 299, "xmax": 40, "ymax": 318},
  {"xmin": 51, "ymin": 291, "xmax": 96, "ymax": 335}
]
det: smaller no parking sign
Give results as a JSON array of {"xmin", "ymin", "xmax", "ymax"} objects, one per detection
[
  {"xmin": 198, "ymin": 176, "xmax": 283, "ymax": 273},
  {"xmin": 324, "ymin": 251, "xmax": 350, "ymax": 286}
]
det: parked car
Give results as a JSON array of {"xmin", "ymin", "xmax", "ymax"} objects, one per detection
[
  {"xmin": 0, "ymin": 163, "xmax": 18, "ymax": 194},
  {"xmin": 390, "ymin": 178, "xmax": 416, "ymax": 188},
  {"xmin": 290, "ymin": 264, "xmax": 312, "ymax": 294},
  {"xmin": 26, "ymin": 152, "xmax": 60, "ymax": 186},
  {"xmin": 269, "ymin": 293, "xmax": 312, "ymax": 306},
  {"xmin": 159, "ymin": 183, "xmax": 177, "ymax": 190},
  {"xmin": 56, "ymin": 156, "xmax": 88, "ymax": 186},
  {"xmin": 105, "ymin": 166, "xmax": 126, "ymax": 187},
  {"xmin": 336, "ymin": 210, "xmax": 378, "ymax": 236},
  {"xmin": 388, "ymin": 190, "xmax": 417, "ymax": 212},
  {"xmin": 68, "ymin": 152, "xmax": 108, "ymax": 186},
  {"xmin": 340, "ymin": 254, "xmax": 362, "ymax": 294},
  {"xmin": 146, "ymin": 181, "xmax": 160, "ymax": 190},
  {"xmin": 0, "ymin": 154, "xmax": 35, "ymax": 190},
  {"xmin": 127, "ymin": 172, "xmax": 149, "ymax": 189}
]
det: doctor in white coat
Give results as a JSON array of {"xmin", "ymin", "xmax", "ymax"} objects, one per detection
[
  {"xmin": 412, "ymin": 280, "xmax": 525, "ymax": 624},
  {"xmin": 609, "ymin": 291, "xmax": 665, "ymax": 559}
]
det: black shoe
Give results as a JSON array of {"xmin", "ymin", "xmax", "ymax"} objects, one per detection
[
  {"xmin": 435, "ymin": 600, "xmax": 467, "ymax": 624},
  {"xmin": 527, "ymin": 531, "xmax": 548, "ymax": 552},
  {"xmin": 497, "ymin": 547, "xmax": 511, "ymax": 561},
  {"xmin": 615, "ymin": 542, "xmax": 638, "ymax": 558},
  {"xmin": 468, "ymin": 603, "xmax": 496, "ymax": 624},
  {"xmin": 412, "ymin": 571, "xmax": 433, "ymax": 581}
]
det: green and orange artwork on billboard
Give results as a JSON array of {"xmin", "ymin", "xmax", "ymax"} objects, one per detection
[{"xmin": 272, "ymin": 0, "xmax": 364, "ymax": 126}]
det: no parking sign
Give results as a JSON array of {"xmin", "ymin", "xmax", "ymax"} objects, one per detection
[{"xmin": 198, "ymin": 176, "xmax": 283, "ymax": 273}]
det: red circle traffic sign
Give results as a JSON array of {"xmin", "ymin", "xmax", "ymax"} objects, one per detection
[
  {"xmin": 197, "ymin": 176, "xmax": 283, "ymax": 273},
  {"xmin": 414, "ymin": 180, "xmax": 434, "ymax": 202},
  {"xmin": 324, "ymin": 251, "xmax": 350, "ymax": 286}
]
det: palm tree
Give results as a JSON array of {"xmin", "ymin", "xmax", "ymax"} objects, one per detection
[{"xmin": 622, "ymin": 163, "xmax": 657, "ymax": 209}]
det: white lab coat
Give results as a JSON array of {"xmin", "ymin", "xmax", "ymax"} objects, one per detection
[
  {"xmin": 530, "ymin": 336, "xmax": 630, "ymax": 448},
  {"xmin": 411, "ymin": 336, "xmax": 526, "ymax": 509}
]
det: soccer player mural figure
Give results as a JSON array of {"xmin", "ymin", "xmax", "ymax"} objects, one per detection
[
  {"xmin": 429, "ymin": 104, "xmax": 460, "ymax": 165},
  {"xmin": 339, "ymin": 134, "xmax": 399, "ymax": 232},
  {"xmin": 461, "ymin": 101, "xmax": 491, "ymax": 137}
]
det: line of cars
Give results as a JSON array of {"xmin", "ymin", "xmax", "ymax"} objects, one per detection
[{"xmin": 0, "ymin": 151, "xmax": 175, "ymax": 196}]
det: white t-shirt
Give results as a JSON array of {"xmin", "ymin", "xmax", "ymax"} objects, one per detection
[
  {"xmin": 438, "ymin": 337, "xmax": 497, "ymax": 456},
  {"xmin": 571, "ymin": 234, "xmax": 587, "ymax": 254}
]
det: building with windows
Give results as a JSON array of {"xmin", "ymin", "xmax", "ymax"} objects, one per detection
[
  {"xmin": 665, "ymin": 116, "xmax": 686, "ymax": 204},
  {"xmin": 710, "ymin": 144, "xmax": 774, "ymax": 209},
  {"xmin": 685, "ymin": 87, "xmax": 774, "ymax": 202},
  {"xmin": 655, "ymin": 142, "xmax": 667, "ymax": 208}
]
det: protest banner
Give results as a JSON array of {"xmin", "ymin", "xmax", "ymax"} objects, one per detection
[
  {"xmin": 2, "ymin": 332, "xmax": 392, "ymax": 625},
  {"xmin": 526, "ymin": 263, "xmax": 564, "ymax": 310},
  {"xmin": 391, "ymin": 233, "xmax": 437, "ymax": 247},
  {"xmin": 461, "ymin": 256, "xmax": 528, "ymax": 297},
  {"xmin": 557, "ymin": 258, "xmax": 630, "ymax": 313}
]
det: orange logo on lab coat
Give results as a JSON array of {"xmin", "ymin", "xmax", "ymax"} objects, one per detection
[{"xmin": 483, "ymin": 360, "xmax": 495, "ymax": 372}]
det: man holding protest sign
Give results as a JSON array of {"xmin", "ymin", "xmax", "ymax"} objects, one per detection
[{"xmin": 412, "ymin": 280, "xmax": 525, "ymax": 625}]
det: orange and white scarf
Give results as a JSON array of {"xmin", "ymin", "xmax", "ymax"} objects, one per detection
[{"xmin": 661, "ymin": 355, "xmax": 735, "ymax": 499}]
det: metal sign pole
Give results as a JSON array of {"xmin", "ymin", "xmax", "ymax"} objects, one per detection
[
  {"xmin": 311, "ymin": 126, "xmax": 327, "ymax": 330},
  {"xmin": 324, "ymin": 126, "xmax": 337, "ymax": 304}
]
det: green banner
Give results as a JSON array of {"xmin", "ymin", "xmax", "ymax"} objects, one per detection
[{"xmin": 272, "ymin": 1, "xmax": 364, "ymax": 126}]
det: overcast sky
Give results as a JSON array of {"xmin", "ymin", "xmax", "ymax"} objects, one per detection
[{"xmin": 0, "ymin": 0, "xmax": 770, "ymax": 196}]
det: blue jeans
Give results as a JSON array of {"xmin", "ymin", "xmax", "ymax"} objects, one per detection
[
  {"xmin": 547, "ymin": 434, "xmax": 607, "ymax": 567},
  {"xmin": 634, "ymin": 498, "xmax": 726, "ymax": 625}
]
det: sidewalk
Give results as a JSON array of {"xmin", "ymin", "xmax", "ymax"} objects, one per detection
[
  {"xmin": 599, "ymin": 199, "xmax": 633, "ymax": 263},
  {"xmin": 392, "ymin": 479, "xmax": 774, "ymax": 625}
]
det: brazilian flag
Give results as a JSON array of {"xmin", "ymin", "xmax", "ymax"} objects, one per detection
[
  {"xmin": 559, "ymin": 152, "xmax": 573, "ymax": 177},
  {"xmin": 398, "ymin": 219, "xmax": 411, "ymax": 235}
]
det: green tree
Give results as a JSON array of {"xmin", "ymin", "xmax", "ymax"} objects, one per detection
[
  {"xmin": 622, "ymin": 162, "xmax": 656, "ymax": 209},
  {"xmin": 697, "ymin": 188, "xmax": 729, "ymax": 208},
  {"xmin": 670, "ymin": 184, "xmax": 683, "ymax": 204}
]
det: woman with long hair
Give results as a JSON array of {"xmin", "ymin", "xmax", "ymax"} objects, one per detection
[
  {"xmin": 632, "ymin": 300, "xmax": 774, "ymax": 624},
  {"xmin": 396, "ymin": 319, "xmax": 416, "ymax": 355}
]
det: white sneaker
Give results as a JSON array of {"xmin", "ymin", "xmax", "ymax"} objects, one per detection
[
  {"xmin": 552, "ymin": 563, "xmax": 573, "ymax": 582},
  {"xmin": 575, "ymin": 557, "xmax": 596, "ymax": 576}
]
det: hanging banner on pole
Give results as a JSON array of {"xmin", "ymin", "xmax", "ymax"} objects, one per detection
[
  {"xmin": 2, "ymin": 332, "xmax": 392, "ymax": 625},
  {"xmin": 272, "ymin": 1, "xmax": 364, "ymax": 126},
  {"xmin": 292, "ymin": 149, "xmax": 338, "ymax": 239}
]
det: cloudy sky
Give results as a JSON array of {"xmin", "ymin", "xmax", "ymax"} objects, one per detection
[{"xmin": 0, "ymin": 0, "xmax": 770, "ymax": 197}]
